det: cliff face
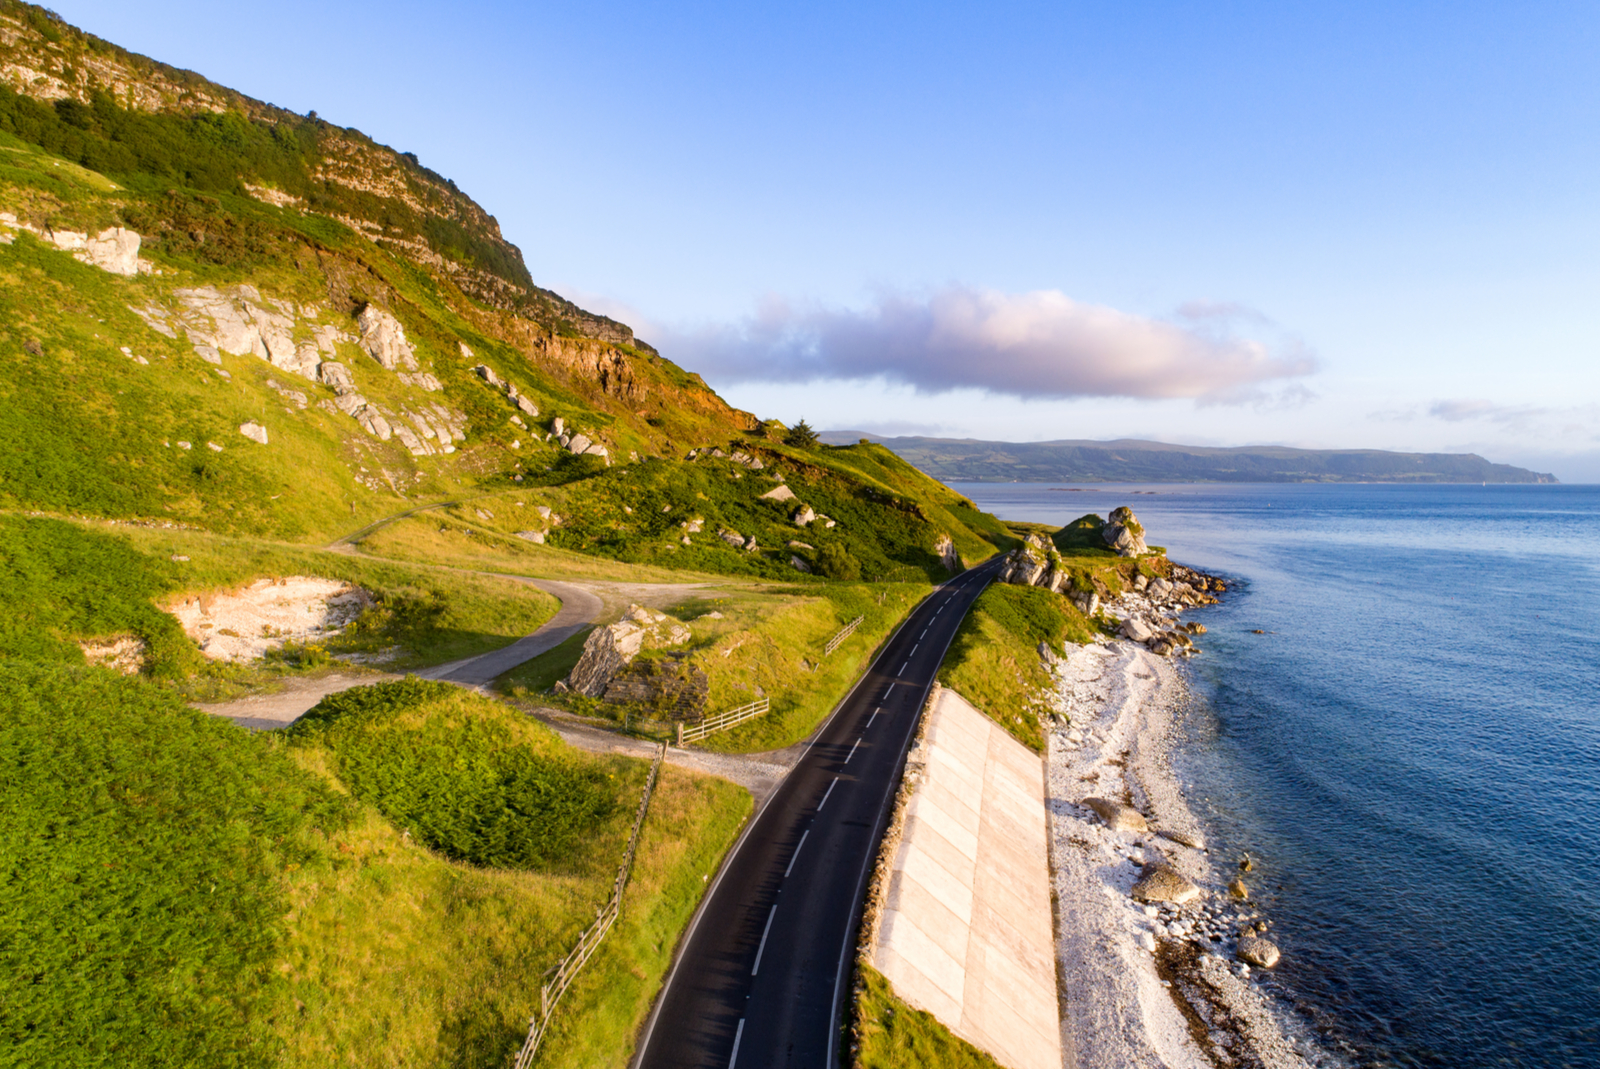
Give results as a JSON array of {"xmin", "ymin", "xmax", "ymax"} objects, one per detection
[
  {"xmin": 0, "ymin": 1, "xmax": 641, "ymax": 347},
  {"xmin": 0, "ymin": 0, "xmax": 768, "ymax": 534}
]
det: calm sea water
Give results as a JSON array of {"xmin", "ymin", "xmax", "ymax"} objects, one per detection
[{"xmin": 954, "ymin": 482, "xmax": 1600, "ymax": 1069}]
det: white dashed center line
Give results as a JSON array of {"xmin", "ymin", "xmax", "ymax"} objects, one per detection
[
  {"xmin": 784, "ymin": 830, "xmax": 810, "ymax": 878},
  {"xmin": 844, "ymin": 737, "xmax": 861, "ymax": 765},
  {"xmin": 729, "ymin": 1018, "xmax": 745, "ymax": 1068},
  {"xmin": 751, "ymin": 904, "xmax": 778, "ymax": 975},
  {"xmin": 817, "ymin": 776, "xmax": 839, "ymax": 811}
]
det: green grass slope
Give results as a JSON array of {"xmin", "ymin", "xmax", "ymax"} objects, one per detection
[{"xmin": 0, "ymin": 664, "xmax": 748, "ymax": 1069}]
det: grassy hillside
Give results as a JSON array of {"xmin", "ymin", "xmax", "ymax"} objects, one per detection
[
  {"xmin": 0, "ymin": 513, "xmax": 561, "ymax": 693},
  {"xmin": 0, "ymin": 665, "xmax": 748, "ymax": 1069}
]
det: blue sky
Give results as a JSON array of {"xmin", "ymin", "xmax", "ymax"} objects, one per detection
[{"xmin": 56, "ymin": 0, "xmax": 1600, "ymax": 478}]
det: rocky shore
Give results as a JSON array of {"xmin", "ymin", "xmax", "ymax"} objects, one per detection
[{"xmin": 1043, "ymin": 566, "xmax": 1328, "ymax": 1069}]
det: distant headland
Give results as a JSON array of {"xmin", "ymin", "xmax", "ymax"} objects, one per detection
[{"xmin": 819, "ymin": 433, "xmax": 1558, "ymax": 484}]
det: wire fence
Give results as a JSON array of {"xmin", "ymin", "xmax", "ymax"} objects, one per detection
[
  {"xmin": 824, "ymin": 615, "xmax": 865, "ymax": 656},
  {"xmin": 676, "ymin": 697, "xmax": 770, "ymax": 746},
  {"xmin": 511, "ymin": 741, "xmax": 666, "ymax": 1069}
]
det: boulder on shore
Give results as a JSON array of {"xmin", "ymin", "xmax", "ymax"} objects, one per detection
[
  {"xmin": 1120, "ymin": 617, "xmax": 1154, "ymax": 643},
  {"xmin": 1131, "ymin": 865, "xmax": 1201, "ymax": 904},
  {"xmin": 1236, "ymin": 934, "xmax": 1281, "ymax": 968},
  {"xmin": 1081, "ymin": 797, "xmax": 1148, "ymax": 832}
]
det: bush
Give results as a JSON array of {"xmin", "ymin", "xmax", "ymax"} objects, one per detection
[
  {"xmin": 292, "ymin": 680, "xmax": 619, "ymax": 871},
  {"xmin": 817, "ymin": 542, "xmax": 862, "ymax": 580}
]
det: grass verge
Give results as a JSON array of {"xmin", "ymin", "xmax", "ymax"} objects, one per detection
[{"xmin": 850, "ymin": 963, "xmax": 1001, "ymax": 1069}]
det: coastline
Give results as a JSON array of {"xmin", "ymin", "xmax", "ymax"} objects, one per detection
[{"xmin": 1045, "ymin": 588, "xmax": 1321, "ymax": 1068}]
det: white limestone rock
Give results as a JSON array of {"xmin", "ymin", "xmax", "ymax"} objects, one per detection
[
  {"xmin": 761, "ymin": 484, "xmax": 797, "ymax": 502},
  {"xmin": 79, "ymin": 227, "xmax": 143, "ymax": 276},
  {"xmin": 356, "ymin": 305, "xmax": 418, "ymax": 371},
  {"xmin": 319, "ymin": 362, "xmax": 355, "ymax": 389},
  {"xmin": 238, "ymin": 421, "xmax": 269, "ymax": 445}
]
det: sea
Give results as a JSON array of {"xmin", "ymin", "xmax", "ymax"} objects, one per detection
[{"xmin": 953, "ymin": 482, "xmax": 1600, "ymax": 1069}]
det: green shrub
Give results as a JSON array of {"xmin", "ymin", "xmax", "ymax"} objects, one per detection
[
  {"xmin": 0, "ymin": 661, "xmax": 350, "ymax": 1068},
  {"xmin": 817, "ymin": 542, "xmax": 862, "ymax": 580},
  {"xmin": 292, "ymin": 680, "xmax": 619, "ymax": 871}
]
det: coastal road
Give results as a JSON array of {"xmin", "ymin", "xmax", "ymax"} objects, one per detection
[{"xmin": 633, "ymin": 557, "xmax": 1001, "ymax": 1069}]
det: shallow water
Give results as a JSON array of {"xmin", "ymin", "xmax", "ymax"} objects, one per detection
[{"xmin": 955, "ymin": 482, "xmax": 1600, "ymax": 1069}]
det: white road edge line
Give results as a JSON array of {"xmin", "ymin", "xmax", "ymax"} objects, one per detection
[
  {"xmin": 751, "ymin": 904, "xmax": 778, "ymax": 976},
  {"xmin": 729, "ymin": 1018, "xmax": 745, "ymax": 1068},
  {"xmin": 844, "ymin": 737, "xmax": 861, "ymax": 765},
  {"xmin": 817, "ymin": 776, "xmax": 839, "ymax": 811},
  {"xmin": 784, "ymin": 830, "xmax": 810, "ymax": 879}
]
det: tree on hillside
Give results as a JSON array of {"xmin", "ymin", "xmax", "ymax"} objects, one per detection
[{"xmin": 785, "ymin": 419, "xmax": 819, "ymax": 449}]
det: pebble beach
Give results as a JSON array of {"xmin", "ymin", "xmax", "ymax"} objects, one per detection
[{"xmin": 1045, "ymin": 584, "xmax": 1328, "ymax": 1069}]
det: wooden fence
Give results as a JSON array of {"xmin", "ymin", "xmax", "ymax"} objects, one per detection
[
  {"xmin": 676, "ymin": 697, "xmax": 770, "ymax": 746},
  {"xmin": 511, "ymin": 742, "xmax": 665, "ymax": 1069},
  {"xmin": 824, "ymin": 615, "xmax": 865, "ymax": 656}
]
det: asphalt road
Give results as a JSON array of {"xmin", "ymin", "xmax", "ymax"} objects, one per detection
[{"xmin": 634, "ymin": 558, "xmax": 1001, "ymax": 1069}]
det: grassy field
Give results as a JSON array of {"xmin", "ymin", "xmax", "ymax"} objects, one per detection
[
  {"xmin": 0, "ymin": 662, "xmax": 749, "ymax": 1068},
  {"xmin": 0, "ymin": 662, "xmax": 352, "ymax": 1069},
  {"xmin": 850, "ymin": 963, "xmax": 1002, "ymax": 1069}
]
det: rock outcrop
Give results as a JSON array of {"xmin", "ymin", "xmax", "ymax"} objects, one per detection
[
  {"xmin": 356, "ymin": 305, "xmax": 419, "ymax": 371},
  {"xmin": 0, "ymin": 215, "xmax": 150, "ymax": 275},
  {"xmin": 1102, "ymin": 506, "xmax": 1149, "ymax": 557},
  {"xmin": 935, "ymin": 532, "xmax": 960, "ymax": 572},
  {"xmin": 600, "ymin": 657, "xmax": 710, "ymax": 719},
  {"xmin": 564, "ymin": 605, "xmax": 692, "ymax": 697}
]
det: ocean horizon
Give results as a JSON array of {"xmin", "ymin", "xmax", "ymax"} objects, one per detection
[{"xmin": 956, "ymin": 482, "xmax": 1600, "ymax": 1069}]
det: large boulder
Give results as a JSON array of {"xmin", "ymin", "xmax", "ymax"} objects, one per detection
[
  {"xmin": 935, "ymin": 532, "xmax": 960, "ymax": 572},
  {"xmin": 1236, "ymin": 935, "xmax": 1281, "ymax": 968},
  {"xmin": 565, "ymin": 605, "xmax": 691, "ymax": 697},
  {"xmin": 1081, "ymin": 797, "xmax": 1149, "ymax": 832},
  {"xmin": 1120, "ymin": 617, "xmax": 1154, "ymax": 643},
  {"xmin": 81, "ymin": 227, "xmax": 142, "ymax": 276},
  {"xmin": 761, "ymin": 484, "xmax": 796, "ymax": 502},
  {"xmin": 1102, "ymin": 506, "xmax": 1150, "ymax": 557},
  {"xmin": 1131, "ymin": 865, "xmax": 1201, "ymax": 904}
]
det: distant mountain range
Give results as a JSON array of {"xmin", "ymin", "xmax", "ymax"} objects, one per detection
[{"xmin": 819, "ymin": 434, "xmax": 1558, "ymax": 484}]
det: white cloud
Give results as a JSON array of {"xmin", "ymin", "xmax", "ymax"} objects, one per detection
[
  {"xmin": 1429, "ymin": 398, "xmax": 1600, "ymax": 437},
  {"xmin": 661, "ymin": 285, "xmax": 1317, "ymax": 402}
]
